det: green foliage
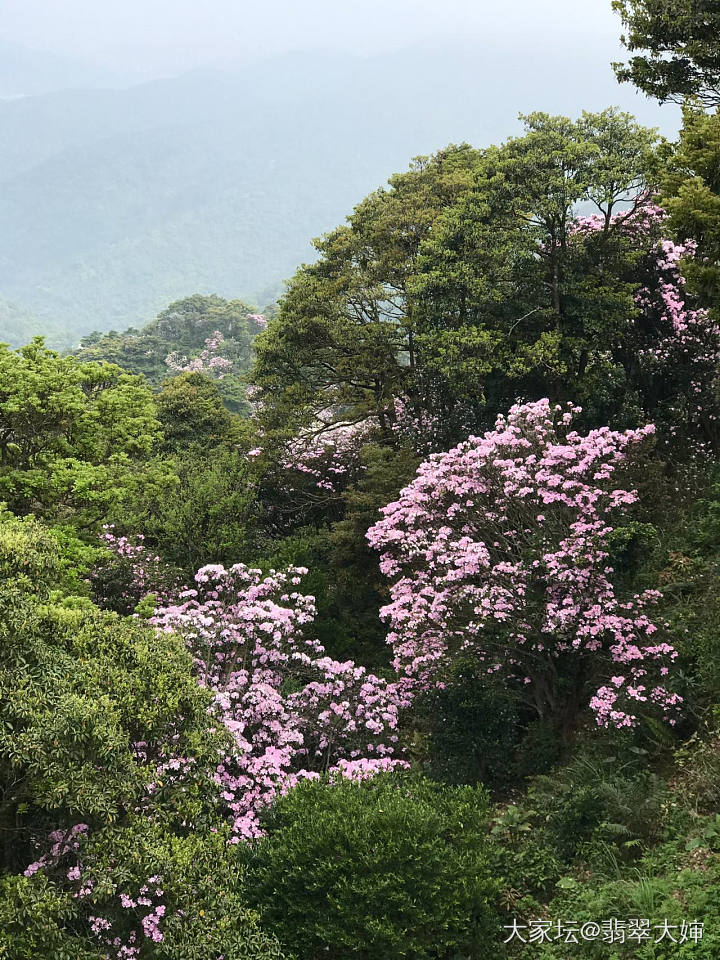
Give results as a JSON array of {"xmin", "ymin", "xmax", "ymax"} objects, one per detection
[
  {"xmin": 245, "ymin": 773, "xmax": 499, "ymax": 960},
  {"xmin": 252, "ymin": 111, "xmax": 662, "ymax": 449},
  {"xmin": 415, "ymin": 659, "xmax": 523, "ymax": 789},
  {"xmin": 0, "ymin": 338, "xmax": 161, "ymax": 529},
  {"xmin": 613, "ymin": 0, "xmax": 720, "ymax": 106},
  {"xmin": 250, "ymin": 144, "xmax": 480, "ymax": 441},
  {"xmin": 485, "ymin": 743, "xmax": 672, "ymax": 929},
  {"xmin": 327, "ymin": 442, "xmax": 419, "ymax": 663},
  {"xmin": 529, "ymin": 751, "xmax": 667, "ymax": 866},
  {"xmin": 412, "ymin": 109, "xmax": 661, "ymax": 437},
  {"xmin": 125, "ymin": 446, "xmax": 260, "ymax": 575},
  {"xmin": 78, "ymin": 294, "xmax": 261, "ymax": 413},
  {"xmin": 0, "ymin": 513, "xmax": 214, "ymax": 862},
  {"xmin": 0, "ymin": 874, "xmax": 99, "ymax": 960},
  {"xmin": 1, "ymin": 829, "xmax": 286, "ymax": 960},
  {"xmin": 155, "ymin": 373, "xmax": 239, "ymax": 450},
  {"xmin": 664, "ymin": 106, "xmax": 720, "ymax": 316},
  {"xmin": 534, "ymin": 817, "xmax": 720, "ymax": 958}
]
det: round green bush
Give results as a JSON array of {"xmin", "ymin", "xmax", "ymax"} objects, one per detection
[{"xmin": 245, "ymin": 772, "xmax": 500, "ymax": 960}]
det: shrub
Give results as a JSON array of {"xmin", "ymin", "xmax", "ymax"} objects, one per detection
[{"xmin": 245, "ymin": 773, "xmax": 500, "ymax": 960}]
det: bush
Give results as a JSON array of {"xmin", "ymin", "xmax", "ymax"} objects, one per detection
[
  {"xmin": 529, "ymin": 750, "xmax": 667, "ymax": 866},
  {"xmin": 245, "ymin": 773, "xmax": 500, "ymax": 960}
]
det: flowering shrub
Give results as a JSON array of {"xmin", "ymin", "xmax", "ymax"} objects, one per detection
[
  {"xmin": 151, "ymin": 563, "xmax": 410, "ymax": 838},
  {"xmin": 367, "ymin": 399, "xmax": 681, "ymax": 730}
]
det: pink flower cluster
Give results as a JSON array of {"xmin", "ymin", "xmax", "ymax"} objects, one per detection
[
  {"xmin": 24, "ymin": 824, "xmax": 89, "ymax": 878},
  {"xmin": 90, "ymin": 877, "xmax": 166, "ymax": 958},
  {"xmin": 367, "ymin": 399, "xmax": 681, "ymax": 729},
  {"xmin": 165, "ymin": 330, "xmax": 234, "ymax": 379},
  {"xmin": 280, "ymin": 417, "xmax": 377, "ymax": 492},
  {"xmin": 151, "ymin": 563, "xmax": 409, "ymax": 837}
]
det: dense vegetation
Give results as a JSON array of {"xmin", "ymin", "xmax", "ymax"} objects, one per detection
[
  {"xmin": 75, "ymin": 294, "xmax": 271, "ymax": 414},
  {"xmin": 3, "ymin": 8, "xmax": 720, "ymax": 959}
]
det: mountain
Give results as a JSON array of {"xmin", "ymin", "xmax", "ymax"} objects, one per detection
[
  {"xmin": 0, "ymin": 44, "xmax": 680, "ymax": 347},
  {"xmin": 0, "ymin": 294, "xmax": 69, "ymax": 347},
  {"xmin": 0, "ymin": 41, "xmax": 125, "ymax": 98}
]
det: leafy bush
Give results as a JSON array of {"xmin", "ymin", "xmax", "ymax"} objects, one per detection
[{"xmin": 245, "ymin": 773, "xmax": 500, "ymax": 960}]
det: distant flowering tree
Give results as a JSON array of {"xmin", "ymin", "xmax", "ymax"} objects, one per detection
[
  {"xmin": 635, "ymin": 231, "xmax": 720, "ymax": 448},
  {"xmin": 274, "ymin": 395, "xmax": 448, "ymax": 501},
  {"xmin": 279, "ymin": 417, "xmax": 379, "ymax": 493},
  {"xmin": 246, "ymin": 313, "xmax": 268, "ymax": 330},
  {"xmin": 367, "ymin": 399, "xmax": 681, "ymax": 730},
  {"xmin": 165, "ymin": 330, "xmax": 234, "ymax": 379}
]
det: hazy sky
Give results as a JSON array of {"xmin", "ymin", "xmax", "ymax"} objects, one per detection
[{"xmin": 0, "ymin": 0, "xmax": 626, "ymax": 78}]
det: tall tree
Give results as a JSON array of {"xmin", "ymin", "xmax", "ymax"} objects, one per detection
[
  {"xmin": 411, "ymin": 109, "xmax": 661, "ymax": 436},
  {"xmin": 250, "ymin": 144, "xmax": 481, "ymax": 443},
  {"xmin": 663, "ymin": 106, "xmax": 720, "ymax": 315}
]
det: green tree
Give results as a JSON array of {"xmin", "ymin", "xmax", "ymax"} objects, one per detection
[
  {"xmin": 155, "ymin": 373, "xmax": 239, "ymax": 451},
  {"xmin": 250, "ymin": 144, "xmax": 481, "ymax": 442},
  {"xmin": 0, "ymin": 339, "xmax": 163, "ymax": 530},
  {"xmin": 412, "ymin": 109, "xmax": 661, "ymax": 435},
  {"xmin": 251, "ymin": 113, "xmax": 661, "ymax": 448},
  {"xmin": 663, "ymin": 105, "xmax": 720, "ymax": 315},
  {"xmin": 613, "ymin": 0, "xmax": 720, "ymax": 106},
  {"xmin": 127, "ymin": 447, "xmax": 260, "ymax": 574}
]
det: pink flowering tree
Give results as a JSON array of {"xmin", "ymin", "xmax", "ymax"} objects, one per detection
[
  {"xmin": 150, "ymin": 563, "xmax": 410, "ymax": 838},
  {"xmin": 165, "ymin": 330, "xmax": 234, "ymax": 379},
  {"xmin": 569, "ymin": 205, "xmax": 720, "ymax": 450},
  {"xmin": 367, "ymin": 399, "xmax": 681, "ymax": 732}
]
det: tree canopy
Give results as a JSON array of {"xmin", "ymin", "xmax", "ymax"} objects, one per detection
[{"xmin": 613, "ymin": 0, "xmax": 720, "ymax": 105}]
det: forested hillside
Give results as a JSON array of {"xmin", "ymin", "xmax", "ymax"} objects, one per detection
[
  {"xmin": 0, "ymin": 42, "xmax": 677, "ymax": 347},
  {"xmin": 2, "ymin": 2, "xmax": 720, "ymax": 958},
  {"xmin": 75, "ymin": 294, "xmax": 272, "ymax": 413}
]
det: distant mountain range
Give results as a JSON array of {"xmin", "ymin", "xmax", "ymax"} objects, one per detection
[
  {"xmin": 0, "ymin": 43, "xmax": 679, "ymax": 348},
  {"xmin": 0, "ymin": 41, "xmax": 128, "ymax": 98}
]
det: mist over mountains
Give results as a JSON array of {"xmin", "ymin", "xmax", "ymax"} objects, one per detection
[{"xmin": 0, "ymin": 41, "xmax": 678, "ymax": 347}]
